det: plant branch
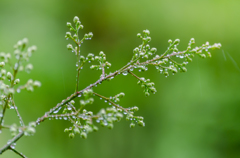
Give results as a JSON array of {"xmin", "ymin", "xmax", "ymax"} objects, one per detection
[
  {"xmin": 9, "ymin": 147, "xmax": 26, "ymax": 158},
  {"xmin": 0, "ymin": 131, "xmax": 24, "ymax": 154},
  {"xmin": 12, "ymin": 99, "xmax": 25, "ymax": 127}
]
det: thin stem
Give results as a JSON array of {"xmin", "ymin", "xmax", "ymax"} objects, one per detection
[
  {"xmin": 0, "ymin": 95, "xmax": 10, "ymax": 128},
  {"xmin": 9, "ymin": 147, "xmax": 26, "ymax": 158},
  {"xmin": 101, "ymin": 64, "xmax": 105, "ymax": 79},
  {"xmin": 128, "ymin": 71, "xmax": 142, "ymax": 80},
  {"xmin": 93, "ymin": 92, "xmax": 128, "ymax": 112},
  {"xmin": 12, "ymin": 99, "xmax": 25, "ymax": 127}
]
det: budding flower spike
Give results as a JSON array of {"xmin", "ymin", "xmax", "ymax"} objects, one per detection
[{"xmin": 0, "ymin": 16, "xmax": 221, "ymax": 157}]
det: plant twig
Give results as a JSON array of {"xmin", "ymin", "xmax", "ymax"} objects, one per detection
[{"xmin": 9, "ymin": 147, "xmax": 27, "ymax": 158}]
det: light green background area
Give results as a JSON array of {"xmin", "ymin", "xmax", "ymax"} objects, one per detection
[{"xmin": 0, "ymin": 0, "xmax": 240, "ymax": 158}]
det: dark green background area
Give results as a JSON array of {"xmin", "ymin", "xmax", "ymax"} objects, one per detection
[{"xmin": 0, "ymin": 0, "xmax": 240, "ymax": 158}]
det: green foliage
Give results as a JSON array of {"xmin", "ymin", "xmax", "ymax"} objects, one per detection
[{"xmin": 0, "ymin": 16, "xmax": 221, "ymax": 157}]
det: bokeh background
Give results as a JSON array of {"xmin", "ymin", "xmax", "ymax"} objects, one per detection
[{"xmin": 0, "ymin": 0, "xmax": 240, "ymax": 158}]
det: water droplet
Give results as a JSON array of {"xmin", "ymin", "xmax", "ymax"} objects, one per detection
[
  {"xmin": 100, "ymin": 98, "xmax": 102, "ymax": 100},
  {"xmin": 122, "ymin": 71, "xmax": 128, "ymax": 76},
  {"xmin": 109, "ymin": 103, "xmax": 111, "ymax": 105},
  {"xmin": 53, "ymin": 107, "xmax": 62, "ymax": 114},
  {"xmin": 96, "ymin": 120, "xmax": 100, "ymax": 123},
  {"xmin": 17, "ymin": 89, "xmax": 21, "ymax": 93},
  {"xmin": 78, "ymin": 94, "xmax": 82, "ymax": 97},
  {"xmin": 123, "ymin": 112, "xmax": 127, "ymax": 115},
  {"xmin": 63, "ymin": 117, "xmax": 67, "ymax": 120},
  {"xmin": 66, "ymin": 38, "xmax": 69, "ymax": 40},
  {"xmin": 104, "ymin": 100, "xmax": 107, "ymax": 103}
]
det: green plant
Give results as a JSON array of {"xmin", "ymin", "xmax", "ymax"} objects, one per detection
[{"xmin": 0, "ymin": 16, "xmax": 222, "ymax": 157}]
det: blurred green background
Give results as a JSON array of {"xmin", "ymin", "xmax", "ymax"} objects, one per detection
[{"xmin": 0, "ymin": 0, "xmax": 240, "ymax": 158}]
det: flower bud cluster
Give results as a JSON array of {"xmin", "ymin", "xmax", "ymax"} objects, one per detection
[
  {"xmin": 125, "ymin": 111, "xmax": 145, "ymax": 128},
  {"xmin": 21, "ymin": 79, "xmax": 41, "ymax": 92},
  {"xmin": 96, "ymin": 108, "xmax": 123, "ymax": 129},
  {"xmin": 110, "ymin": 92, "xmax": 125, "ymax": 102},
  {"xmin": 137, "ymin": 78, "xmax": 156, "ymax": 96},
  {"xmin": 24, "ymin": 122, "xmax": 36, "ymax": 136},
  {"xmin": 90, "ymin": 51, "xmax": 112, "ymax": 70}
]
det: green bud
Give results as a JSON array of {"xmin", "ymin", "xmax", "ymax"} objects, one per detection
[
  {"xmin": 79, "ymin": 25, "xmax": 84, "ymax": 29},
  {"xmin": 7, "ymin": 72, "xmax": 12, "ymax": 80},
  {"xmin": 116, "ymin": 113, "xmax": 123, "ymax": 119},
  {"xmin": 174, "ymin": 39, "xmax": 180, "ymax": 45},
  {"xmin": 143, "ymin": 29, "xmax": 150, "ymax": 35},
  {"xmin": 132, "ymin": 106, "xmax": 139, "ymax": 111},
  {"xmin": 173, "ymin": 48, "xmax": 178, "ymax": 52},
  {"xmin": 105, "ymin": 62, "xmax": 111, "ymax": 67},
  {"xmin": 69, "ymin": 133, "xmax": 75, "ymax": 138},
  {"xmin": 138, "ymin": 121, "xmax": 145, "ymax": 127},
  {"xmin": 74, "ymin": 128, "xmax": 80, "ymax": 134},
  {"xmin": 145, "ymin": 92, "xmax": 150, "ymax": 97},
  {"xmin": 146, "ymin": 37, "xmax": 151, "ymax": 42},
  {"xmin": 73, "ymin": 16, "xmax": 80, "ymax": 23},
  {"xmin": 25, "ymin": 127, "xmax": 36, "ymax": 135},
  {"xmin": 25, "ymin": 64, "xmax": 33, "ymax": 73},
  {"xmin": 64, "ymin": 128, "xmax": 69, "ymax": 133},
  {"xmin": 99, "ymin": 51, "xmax": 105, "ymax": 56},
  {"xmin": 80, "ymin": 100, "xmax": 86, "ymax": 106},
  {"xmin": 150, "ymin": 48, "xmax": 157, "ymax": 53},
  {"xmin": 67, "ymin": 22, "xmax": 72, "ymax": 28},
  {"xmin": 137, "ymin": 33, "xmax": 142, "ymax": 38},
  {"xmin": 66, "ymin": 32, "xmax": 71, "ymax": 38},
  {"xmin": 130, "ymin": 123, "xmax": 135, "ymax": 128},
  {"xmin": 80, "ymin": 56, "xmax": 85, "ymax": 61},
  {"xmin": 190, "ymin": 38, "xmax": 195, "ymax": 44},
  {"xmin": 33, "ymin": 81, "xmax": 41, "ymax": 87},
  {"xmin": 0, "ymin": 62, "xmax": 5, "ymax": 67},
  {"xmin": 87, "ymin": 89, "xmax": 93, "ymax": 96},
  {"xmin": 14, "ymin": 79, "xmax": 20, "ymax": 84},
  {"xmin": 107, "ymin": 123, "xmax": 114, "ymax": 129},
  {"xmin": 73, "ymin": 34, "xmax": 78, "ymax": 39},
  {"xmin": 207, "ymin": 52, "xmax": 212, "ymax": 58},
  {"xmin": 168, "ymin": 39, "xmax": 172, "ymax": 44},
  {"xmin": 162, "ymin": 58, "xmax": 168, "ymax": 63},
  {"xmin": 200, "ymin": 54, "xmax": 206, "ymax": 58},
  {"xmin": 90, "ymin": 65, "xmax": 96, "ymax": 70},
  {"xmin": 182, "ymin": 62, "xmax": 188, "ymax": 66},
  {"xmin": 181, "ymin": 67, "xmax": 187, "ymax": 72},
  {"xmin": 67, "ymin": 44, "xmax": 73, "ymax": 50},
  {"xmin": 80, "ymin": 132, "xmax": 87, "ymax": 139},
  {"xmin": 164, "ymin": 71, "xmax": 169, "ymax": 76},
  {"xmin": 118, "ymin": 92, "xmax": 125, "ymax": 98},
  {"xmin": 29, "ymin": 122, "xmax": 36, "ymax": 127},
  {"xmin": 93, "ymin": 126, "xmax": 98, "ymax": 132},
  {"xmin": 88, "ymin": 98, "xmax": 94, "ymax": 104},
  {"xmin": 88, "ymin": 32, "xmax": 93, "ymax": 38}
]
